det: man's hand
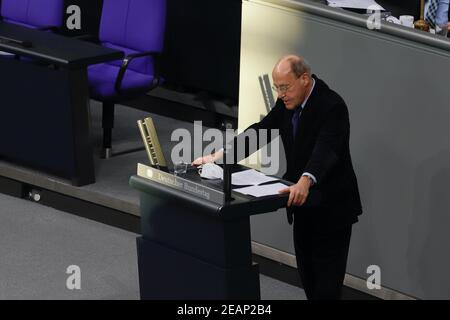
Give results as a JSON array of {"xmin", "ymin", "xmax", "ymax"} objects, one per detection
[
  {"xmin": 192, "ymin": 154, "xmax": 214, "ymax": 166},
  {"xmin": 278, "ymin": 176, "xmax": 312, "ymax": 207},
  {"xmin": 192, "ymin": 150, "xmax": 224, "ymax": 166}
]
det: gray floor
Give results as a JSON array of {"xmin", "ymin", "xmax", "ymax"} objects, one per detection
[{"xmin": 0, "ymin": 193, "xmax": 306, "ymax": 300}]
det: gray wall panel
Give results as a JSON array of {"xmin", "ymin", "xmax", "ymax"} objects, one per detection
[{"xmin": 241, "ymin": 0, "xmax": 450, "ymax": 299}]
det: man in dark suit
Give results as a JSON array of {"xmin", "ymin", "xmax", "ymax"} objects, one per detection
[{"xmin": 193, "ymin": 55, "xmax": 363, "ymax": 300}]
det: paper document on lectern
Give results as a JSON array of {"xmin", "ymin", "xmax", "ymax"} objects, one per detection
[
  {"xmin": 231, "ymin": 169, "xmax": 278, "ymax": 186},
  {"xmin": 234, "ymin": 183, "xmax": 289, "ymax": 197}
]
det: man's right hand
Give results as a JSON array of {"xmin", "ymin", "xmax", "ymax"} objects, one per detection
[
  {"xmin": 192, "ymin": 150, "xmax": 224, "ymax": 166},
  {"xmin": 192, "ymin": 154, "xmax": 214, "ymax": 166}
]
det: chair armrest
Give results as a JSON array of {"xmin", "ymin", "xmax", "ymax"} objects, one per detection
[{"xmin": 114, "ymin": 51, "xmax": 161, "ymax": 95}]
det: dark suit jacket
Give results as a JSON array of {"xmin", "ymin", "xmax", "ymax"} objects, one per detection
[{"xmin": 235, "ymin": 75, "xmax": 362, "ymax": 230}]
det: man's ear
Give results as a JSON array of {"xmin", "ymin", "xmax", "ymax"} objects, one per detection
[{"xmin": 301, "ymin": 73, "xmax": 309, "ymax": 87}]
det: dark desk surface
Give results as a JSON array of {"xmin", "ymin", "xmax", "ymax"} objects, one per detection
[{"xmin": 0, "ymin": 22, "xmax": 123, "ymax": 68}]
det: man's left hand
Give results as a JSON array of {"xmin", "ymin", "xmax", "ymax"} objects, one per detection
[{"xmin": 278, "ymin": 176, "xmax": 312, "ymax": 207}]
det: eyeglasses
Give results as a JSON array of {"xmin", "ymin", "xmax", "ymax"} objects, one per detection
[
  {"xmin": 272, "ymin": 83, "xmax": 294, "ymax": 94},
  {"xmin": 272, "ymin": 75, "xmax": 302, "ymax": 94}
]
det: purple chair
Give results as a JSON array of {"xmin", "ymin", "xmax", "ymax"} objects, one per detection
[
  {"xmin": 0, "ymin": 0, "xmax": 64, "ymax": 31},
  {"xmin": 0, "ymin": 0, "xmax": 64, "ymax": 59},
  {"xmin": 88, "ymin": 0, "xmax": 167, "ymax": 158}
]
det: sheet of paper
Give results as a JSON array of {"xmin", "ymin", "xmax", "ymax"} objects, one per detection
[
  {"xmin": 327, "ymin": 0, "xmax": 384, "ymax": 10},
  {"xmin": 231, "ymin": 169, "xmax": 279, "ymax": 186},
  {"xmin": 234, "ymin": 182, "xmax": 289, "ymax": 197}
]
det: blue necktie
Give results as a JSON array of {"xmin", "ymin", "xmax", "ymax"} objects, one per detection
[{"xmin": 291, "ymin": 108, "xmax": 301, "ymax": 139}]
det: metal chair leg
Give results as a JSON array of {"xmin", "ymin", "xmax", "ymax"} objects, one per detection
[{"xmin": 101, "ymin": 102, "xmax": 115, "ymax": 159}]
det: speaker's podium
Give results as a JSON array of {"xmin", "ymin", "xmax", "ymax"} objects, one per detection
[{"xmin": 130, "ymin": 163, "xmax": 290, "ymax": 300}]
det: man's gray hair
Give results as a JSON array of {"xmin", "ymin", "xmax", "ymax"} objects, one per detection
[{"xmin": 289, "ymin": 56, "xmax": 311, "ymax": 78}]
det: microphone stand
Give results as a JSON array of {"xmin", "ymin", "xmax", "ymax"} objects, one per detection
[{"xmin": 223, "ymin": 144, "xmax": 233, "ymax": 203}]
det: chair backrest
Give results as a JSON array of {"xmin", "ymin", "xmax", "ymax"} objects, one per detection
[
  {"xmin": 98, "ymin": 0, "xmax": 167, "ymax": 75},
  {"xmin": 1, "ymin": 0, "xmax": 64, "ymax": 29}
]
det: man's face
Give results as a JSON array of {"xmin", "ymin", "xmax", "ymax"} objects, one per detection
[{"xmin": 272, "ymin": 69, "xmax": 309, "ymax": 110}]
